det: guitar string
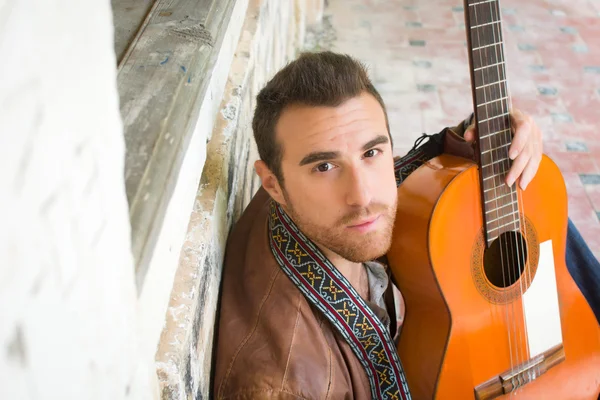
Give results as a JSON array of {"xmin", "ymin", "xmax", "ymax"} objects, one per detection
[
  {"xmin": 483, "ymin": 0, "xmax": 524, "ymax": 391},
  {"xmin": 471, "ymin": 0, "xmax": 516, "ymax": 379},
  {"xmin": 491, "ymin": 0, "xmax": 534, "ymax": 389}
]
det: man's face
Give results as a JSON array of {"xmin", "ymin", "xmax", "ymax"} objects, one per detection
[{"xmin": 275, "ymin": 92, "xmax": 398, "ymax": 263}]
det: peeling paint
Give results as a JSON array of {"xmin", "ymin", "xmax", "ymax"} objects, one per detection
[
  {"xmin": 221, "ymin": 104, "xmax": 237, "ymax": 121},
  {"xmin": 169, "ymin": 303, "xmax": 188, "ymax": 321}
]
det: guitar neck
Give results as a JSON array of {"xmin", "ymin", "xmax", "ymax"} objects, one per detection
[{"xmin": 464, "ymin": 0, "xmax": 520, "ymax": 246}]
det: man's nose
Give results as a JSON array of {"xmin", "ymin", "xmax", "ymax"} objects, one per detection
[{"xmin": 345, "ymin": 167, "xmax": 372, "ymax": 208}]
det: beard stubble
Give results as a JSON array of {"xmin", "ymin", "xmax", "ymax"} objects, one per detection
[{"xmin": 282, "ymin": 191, "xmax": 398, "ymax": 263}]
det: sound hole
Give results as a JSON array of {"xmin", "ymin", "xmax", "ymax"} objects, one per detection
[{"xmin": 483, "ymin": 231, "xmax": 528, "ymax": 288}]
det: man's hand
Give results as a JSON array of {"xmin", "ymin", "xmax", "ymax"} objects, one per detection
[{"xmin": 463, "ymin": 109, "xmax": 543, "ymax": 190}]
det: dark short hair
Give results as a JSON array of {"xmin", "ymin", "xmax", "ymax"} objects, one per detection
[{"xmin": 252, "ymin": 51, "xmax": 391, "ymax": 183}]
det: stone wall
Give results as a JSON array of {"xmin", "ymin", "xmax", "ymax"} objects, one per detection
[
  {"xmin": 0, "ymin": 1, "xmax": 156, "ymax": 399},
  {"xmin": 129, "ymin": 1, "xmax": 248, "ymax": 395},
  {"xmin": 155, "ymin": 0, "xmax": 324, "ymax": 398}
]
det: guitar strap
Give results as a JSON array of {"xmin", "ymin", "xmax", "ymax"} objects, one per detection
[{"xmin": 268, "ymin": 131, "xmax": 446, "ymax": 400}]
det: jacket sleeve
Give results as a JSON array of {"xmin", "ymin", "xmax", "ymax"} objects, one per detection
[
  {"xmin": 442, "ymin": 113, "xmax": 476, "ymax": 161},
  {"xmin": 393, "ymin": 113, "xmax": 476, "ymax": 163}
]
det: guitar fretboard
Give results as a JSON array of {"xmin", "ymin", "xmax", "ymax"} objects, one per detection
[{"xmin": 466, "ymin": 0, "xmax": 520, "ymax": 246}]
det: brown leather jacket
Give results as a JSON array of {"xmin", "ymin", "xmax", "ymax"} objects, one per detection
[{"xmin": 212, "ymin": 126, "xmax": 472, "ymax": 399}]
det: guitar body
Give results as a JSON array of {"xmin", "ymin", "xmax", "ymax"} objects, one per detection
[{"xmin": 388, "ymin": 154, "xmax": 600, "ymax": 399}]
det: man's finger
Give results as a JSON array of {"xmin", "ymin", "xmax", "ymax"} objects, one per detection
[
  {"xmin": 510, "ymin": 108, "xmax": 527, "ymax": 124},
  {"xmin": 464, "ymin": 127, "xmax": 476, "ymax": 142},
  {"xmin": 508, "ymin": 111, "xmax": 531, "ymax": 160},
  {"xmin": 505, "ymin": 144, "xmax": 531, "ymax": 187},
  {"xmin": 518, "ymin": 154, "xmax": 542, "ymax": 190}
]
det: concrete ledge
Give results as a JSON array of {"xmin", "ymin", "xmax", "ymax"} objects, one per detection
[
  {"xmin": 155, "ymin": 0, "xmax": 324, "ymax": 398},
  {"xmin": 115, "ymin": 1, "xmax": 253, "ymax": 397},
  {"xmin": 116, "ymin": 0, "xmax": 239, "ymax": 289},
  {"xmin": 111, "ymin": 0, "xmax": 155, "ymax": 62}
]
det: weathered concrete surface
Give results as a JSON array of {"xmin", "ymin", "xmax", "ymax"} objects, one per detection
[
  {"xmin": 111, "ymin": 0, "xmax": 155, "ymax": 62},
  {"xmin": 131, "ymin": 1, "xmax": 251, "ymax": 399},
  {"xmin": 117, "ymin": 0, "xmax": 239, "ymax": 288},
  {"xmin": 154, "ymin": 0, "xmax": 324, "ymax": 399}
]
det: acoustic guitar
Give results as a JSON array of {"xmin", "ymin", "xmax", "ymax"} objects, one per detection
[{"xmin": 387, "ymin": 0, "xmax": 600, "ymax": 399}]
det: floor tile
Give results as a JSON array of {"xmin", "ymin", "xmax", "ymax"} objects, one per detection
[
  {"xmin": 580, "ymin": 174, "xmax": 600, "ymax": 185},
  {"xmin": 319, "ymin": 0, "xmax": 600, "ymax": 255},
  {"xmin": 565, "ymin": 141, "xmax": 589, "ymax": 152}
]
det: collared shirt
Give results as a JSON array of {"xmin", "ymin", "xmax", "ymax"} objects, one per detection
[{"xmin": 364, "ymin": 261, "xmax": 404, "ymax": 342}]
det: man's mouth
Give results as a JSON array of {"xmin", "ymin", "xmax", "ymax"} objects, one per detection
[{"xmin": 347, "ymin": 215, "xmax": 381, "ymax": 233}]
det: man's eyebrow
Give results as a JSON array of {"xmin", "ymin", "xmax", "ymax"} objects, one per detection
[
  {"xmin": 362, "ymin": 135, "xmax": 389, "ymax": 151},
  {"xmin": 298, "ymin": 135, "xmax": 390, "ymax": 167},
  {"xmin": 299, "ymin": 151, "xmax": 340, "ymax": 166}
]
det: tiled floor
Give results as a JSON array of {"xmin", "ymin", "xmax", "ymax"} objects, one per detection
[{"xmin": 308, "ymin": 0, "xmax": 600, "ymax": 257}]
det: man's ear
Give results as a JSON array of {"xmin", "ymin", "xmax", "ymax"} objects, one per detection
[{"xmin": 254, "ymin": 160, "xmax": 287, "ymax": 206}]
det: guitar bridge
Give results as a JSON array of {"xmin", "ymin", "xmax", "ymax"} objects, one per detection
[{"xmin": 474, "ymin": 344, "xmax": 565, "ymax": 400}]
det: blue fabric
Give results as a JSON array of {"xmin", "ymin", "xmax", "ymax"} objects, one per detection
[{"xmin": 566, "ymin": 219, "xmax": 600, "ymax": 324}]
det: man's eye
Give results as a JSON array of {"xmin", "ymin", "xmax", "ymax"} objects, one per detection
[
  {"xmin": 316, "ymin": 163, "xmax": 333, "ymax": 172},
  {"xmin": 364, "ymin": 149, "xmax": 380, "ymax": 158}
]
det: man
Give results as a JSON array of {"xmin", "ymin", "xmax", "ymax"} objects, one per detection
[{"xmin": 212, "ymin": 51, "xmax": 599, "ymax": 399}]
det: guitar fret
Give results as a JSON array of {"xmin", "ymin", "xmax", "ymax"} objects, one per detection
[
  {"xmin": 474, "ymin": 61, "xmax": 506, "ymax": 71},
  {"xmin": 481, "ymin": 159, "xmax": 510, "ymax": 176},
  {"xmin": 485, "ymin": 200, "xmax": 518, "ymax": 213},
  {"xmin": 487, "ymin": 210, "xmax": 519, "ymax": 224},
  {"xmin": 484, "ymin": 185, "xmax": 512, "ymax": 193},
  {"xmin": 479, "ymin": 128, "xmax": 511, "ymax": 139},
  {"xmin": 487, "ymin": 219, "xmax": 519, "ymax": 231},
  {"xmin": 473, "ymin": 42, "xmax": 503, "ymax": 51},
  {"xmin": 471, "ymin": 21, "xmax": 501, "ymax": 29},
  {"xmin": 486, "ymin": 230, "xmax": 524, "ymax": 243},
  {"xmin": 483, "ymin": 171, "xmax": 506, "ymax": 181},
  {"xmin": 482, "ymin": 158, "xmax": 510, "ymax": 168},
  {"xmin": 484, "ymin": 192, "xmax": 516, "ymax": 203},
  {"xmin": 480, "ymin": 111, "xmax": 510, "ymax": 123},
  {"xmin": 482, "ymin": 143, "xmax": 510, "ymax": 154},
  {"xmin": 479, "ymin": 96, "xmax": 509, "ymax": 107},
  {"xmin": 475, "ymin": 79, "xmax": 507, "ymax": 90},
  {"xmin": 469, "ymin": 0, "xmax": 496, "ymax": 6}
]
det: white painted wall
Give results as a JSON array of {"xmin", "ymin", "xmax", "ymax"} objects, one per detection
[
  {"xmin": 0, "ymin": 0, "xmax": 325, "ymax": 397},
  {"xmin": 0, "ymin": 1, "xmax": 154, "ymax": 399}
]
